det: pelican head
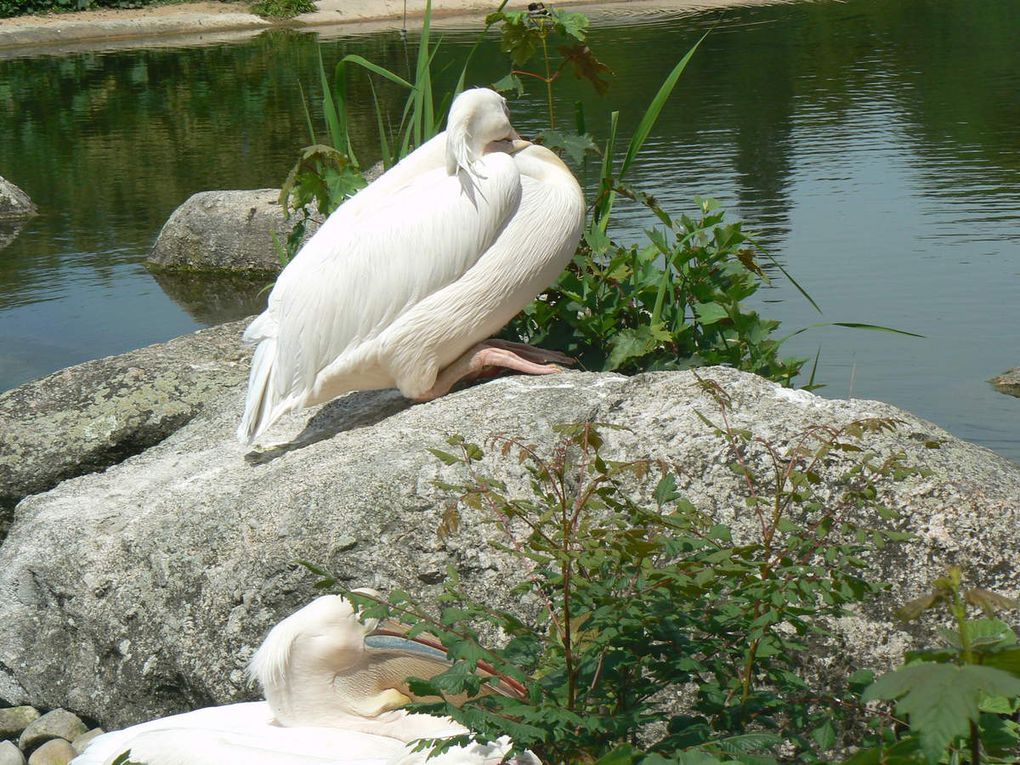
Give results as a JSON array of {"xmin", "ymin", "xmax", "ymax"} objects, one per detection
[
  {"xmin": 249, "ymin": 590, "xmax": 458, "ymax": 724},
  {"xmin": 445, "ymin": 88, "xmax": 530, "ymax": 175}
]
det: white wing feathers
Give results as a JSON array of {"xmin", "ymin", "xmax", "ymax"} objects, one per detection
[
  {"xmin": 72, "ymin": 702, "xmax": 538, "ymax": 765},
  {"xmin": 237, "ymin": 145, "xmax": 521, "ymax": 443}
]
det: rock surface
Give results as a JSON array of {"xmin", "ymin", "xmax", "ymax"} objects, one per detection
[
  {"xmin": 0, "ymin": 177, "xmax": 37, "ymax": 220},
  {"xmin": 25, "ymin": 739, "xmax": 73, "ymax": 765},
  {"xmin": 69, "ymin": 729, "xmax": 103, "ymax": 756},
  {"xmin": 0, "ymin": 707, "xmax": 38, "ymax": 740},
  {"xmin": 0, "ymin": 741, "xmax": 25, "ymax": 765},
  {"xmin": 991, "ymin": 368, "xmax": 1020, "ymax": 397},
  {"xmin": 147, "ymin": 189, "xmax": 319, "ymax": 273},
  {"xmin": 0, "ymin": 360, "xmax": 1018, "ymax": 729},
  {"xmin": 0, "ymin": 320, "xmax": 251, "ymax": 530},
  {"xmin": 18, "ymin": 711, "xmax": 85, "ymax": 752}
]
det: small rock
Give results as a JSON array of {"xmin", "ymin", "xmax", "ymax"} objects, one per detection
[
  {"xmin": 27, "ymin": 739, "xmax": 74, "ymax": 765},
  {"xmin": 147, "ymin": 188, "xmax": 319, "ymax": 273},
  {"xmin": 0, "ymin": 706, "xmax": 39, "ymax": 739},
  {"xmin": 18, "ymin": 711, "xmax": 86, "ymax": 752},
  {"xmin": 0, "ymin": 741, "xmax": 26, "ymax": 765},
  {"xmin": 990, "ymin": 368, "xmax": 1020, "ymax": 398},
  {"xmin": 70, "ymin": 728, "xmax": 104, "ymax": 755},
  {"xmin": 0, "ymin": 176, "xmax": 37, "ymax": 221}
]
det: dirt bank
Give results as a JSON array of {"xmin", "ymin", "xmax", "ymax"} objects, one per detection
[{"xmin": 0, "ymin": 0, "xmax": 776, "ymax": 57}]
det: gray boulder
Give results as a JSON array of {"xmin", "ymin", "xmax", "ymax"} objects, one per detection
[
  {"xmin": 0, "ymin": 361, "xmax": 1017, "ymax": 730},
  {"xmin": 147, "ymin": 189, "xmax": 319, "ymax": 273},
  {"xmin": 0, "ymin": 177, "xmax": 37, "ymax": 221},
  {"xmin": 0, "ymin": 320, "xmax": 252, "ymax": 531},
  {"xmin": 991, "ymin": 368, "xmax": 1020, "ymax": 397}
]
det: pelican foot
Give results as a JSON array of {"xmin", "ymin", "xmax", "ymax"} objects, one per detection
[{"xmin": 418, "ymin": 341, "xmax": 574, "ymax": 401}]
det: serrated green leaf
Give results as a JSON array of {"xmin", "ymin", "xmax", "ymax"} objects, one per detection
[
  {"xmin": 491, "ymin": 72, "xmax": 524, "ymax": 97},
  {"xmin": 428, "ymin": 448, "xmax": 460, "ymax": 466},
  {"xmin": 654, "ymin": 473, "xmax": 681, "ymax": 506},
  {"xmin": 693, "ymin": 301, "xmax": 729, "ymax": 326},
  {"xmin": 864, "ymin": 663, "xmax": 1020, "ymax": 763},
  {"xmin": 983, "ymin": 646, "xmax": 1020, "ymax": 678}
]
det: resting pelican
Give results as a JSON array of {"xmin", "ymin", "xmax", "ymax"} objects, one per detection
[
  {"xmin": 238, "ymin": 87, "xmax": 585, "ymax": 443},
  {"xmin": 72, "ymin": 592, "xmax": 537, "ymax": 765}
]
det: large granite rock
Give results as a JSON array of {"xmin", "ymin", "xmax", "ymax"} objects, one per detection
[
  {"xmin": 147, "ymin": 189, "xmax": 319, "ymax": 274},
  {"xmin": 0, "ymin": 320, "xmax": 251, "ymax": 529},
  {"xmin": 0, "ymin": 177, "xmax": 37, "ymax": 221},
  {"xmin": 0, "ymin": 361, "xmax": 1017, "ymax": 730}
]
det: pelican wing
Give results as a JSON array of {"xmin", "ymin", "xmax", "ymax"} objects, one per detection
[{"xmin": 264, "ymin": 152, "xmax": 522, "ymax": 411}]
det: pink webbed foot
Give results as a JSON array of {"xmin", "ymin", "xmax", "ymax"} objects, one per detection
[{"xmin": 416, "ymin": 340, "xmax": 575, "ymax": 401}]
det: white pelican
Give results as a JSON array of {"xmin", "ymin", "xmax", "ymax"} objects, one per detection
[
  {"xmin": 238, "ymin": 88, "xmax": 586, "ymax": 443},
  {"xmin": 71, "ymin": 592, "xmax": 538, "ymax": 765}
]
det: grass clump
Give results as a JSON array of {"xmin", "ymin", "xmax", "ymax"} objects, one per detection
[{"xmin": 249, "ymin": 0, "xmax": 312, "ymax": 19}]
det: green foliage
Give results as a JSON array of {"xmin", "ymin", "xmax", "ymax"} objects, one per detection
[
  {"xmin": 503, "ymin": 195, "xmax": 805, "ymax": 380},
  {"xmin": 309, "ymin": 388, "xmax": 923, "ymax": 764},
  {"xmin": 277, "ymin": 0, "xmax": 461, "ymax": 264},
  {"xmin": 486, "ymin": 4, "xmax": 612, "ymax": 126},
  {"xmin": 280, "ymin": 3, "xmax": 911, "ymax": 385},
  {"xmin": 849, "ymin": 567, "xmax": 1020, "ymax": 765},
  {"xmin": 0, "ymin": 0, "xmax": 148, "ymax": 18},
  {"xmin": 249, "ymin": 0, "xmax": 312, "ymax": 19}
]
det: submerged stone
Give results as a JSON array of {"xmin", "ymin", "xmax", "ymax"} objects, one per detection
[
  {"xmin": 990, "ymin": 368, "xmax": 1020, "ymax": 397},
  {"xmin": 0, "ymin": 177, "xmax": 37, "ymax": 221}
]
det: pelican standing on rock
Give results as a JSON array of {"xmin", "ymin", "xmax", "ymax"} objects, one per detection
[
  {"xmin": 238, "ymin": 87, "xmax": 585, "ymax": 443},
  {"xmin": 71, "ymin": 592, "xmax": 538, "ymax": 765}
]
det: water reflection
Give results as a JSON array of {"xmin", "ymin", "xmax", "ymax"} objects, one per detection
[
  {"xmin": 152, "ymin": 271, "xmax": 269, "ymax": 325},
  {"xmin": 0, "ymin": 219, "xmax": 27, "ymax": 252},
  {"xmin": 0, "ymin": 0, "xmax": 1017, "ymax": 461}
]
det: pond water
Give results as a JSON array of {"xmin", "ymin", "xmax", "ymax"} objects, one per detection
[{"xmin": 1, "ymin": 0, "xmax": 1018, "ymax": 462}]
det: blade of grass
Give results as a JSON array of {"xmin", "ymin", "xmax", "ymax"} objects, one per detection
[
  {"xmin": 598, "ymin": 33, "xmax": 707, "ymax": 229},
  {"xmin": 317, "ymin": 48, "xmax": 347, "ymax": 158},
  {"xmin": 619, "ymin": 32, "xmax": 707, "ymax": 180},
  {"xmin": 454, "ymin": 0, "xmax": 509, "ymax": 97},
  {"xmin": 595, "ymin": 110, "xmax": 619, "ymax": 232},
  {"xmin": 297, "ymin": 80, "xmax": 316, "ymax": 144},
  {"xmin": 777, "ymin": 322, "xmax": 925, "ymax": 344},
  {"xmin": 367, "ymin": 77, "xmax": 393, "ymax": 168},
  {"xmin": 411, "ymin": 0, "xmax": 434, "ymax": 147},
  {"xmin": 338, "ymin": 55, "xmax": 414, "ymax": 89},
  {"xmin": 748, "ymin": 235, "xmax": 822, "ymax": 315}
]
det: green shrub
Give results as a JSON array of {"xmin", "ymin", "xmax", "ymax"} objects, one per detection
[
  {"xmin": 0, "ymin": 0, "xmax": 150, "ymax": 18},
  {"xmin": 307, "ymin": 384, "xmax": 923, "ymax": 764},
  {"xmin": 249, "ymin": 0, "xmax": 312, "ymax": 19},
  {"xmin": 851, "ymin": 567, "xmax": 1020, "ymax": 765}
]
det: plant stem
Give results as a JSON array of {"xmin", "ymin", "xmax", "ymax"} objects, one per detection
[
  {"xmin": 970, "ymin": 719, "xmax": 981, "ymax": 765},
  {"xmin": 540, "ymin": 33, "xmax": 555, "ymax": 129}
]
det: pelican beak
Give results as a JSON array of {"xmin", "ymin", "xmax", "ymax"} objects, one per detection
[
  {"xmin": 365, "ymin": 619, "xmax": 528, "ymax": 700},
  {"xmin": 365, "ymin": 620, "xmax": 449, "ymax": 662},
  {"xmin": 507, "ymin": 129, "xmax": 532, "ymax": 154}
]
